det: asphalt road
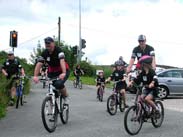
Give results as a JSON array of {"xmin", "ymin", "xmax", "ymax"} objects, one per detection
[{"xmin": 0, "ymin": 81, "xmax": 183, "ymax": 137}]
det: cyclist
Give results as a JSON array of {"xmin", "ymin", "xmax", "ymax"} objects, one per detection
[
  {"xmin": 128, "ymin": 55, "xmax": 159, "ymax": 114},
  {"xmin": 40, "ymin": 61, "xmax": 48, "ymax": 78},
  {"xmin": 127, "ymin": 34, "xmax": 156, "ymax": 73},
  {"xmin": 96, "ymin": 71, "xmax": 106, "ymax": 98},
  {"xmin": 1, "ymin": 51, "xmax": 25, "ymax": 106},
  {"xmin": 74, "ymin": 64, "xmax": 84, "ymax": 84},
  {"xmin": 106, "ymin": 60, "xmax": 129, "ymax": 108},
  {"xmin": 33, "ymin": 37, "xmax": 70, "ymax": 104}
]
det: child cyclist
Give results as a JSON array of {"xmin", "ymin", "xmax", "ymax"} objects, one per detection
[
  {"xmin": 106, "ymin": 60, "xmax": 129, "ymax": 108},
  {"xmin": 129, "ymin": 55, "xmax": 159, "ymax": 114},
  {"xmin": 96, "ymin": 70, "xmax": 106, "ymax": 98}
]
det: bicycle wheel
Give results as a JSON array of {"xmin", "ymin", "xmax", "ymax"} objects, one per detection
[
  {"xmin": 41, "ymin": 96, "xmax": 58, "ymax": 133},
  {"xmin": 73, "ymin": 80, "xmax": 77, "ymax": 88},
  {"xmin": 79, "ymin": 80, "xmax": 82, "ymax": 89},
  {"xmin": 16, "ymin": 86, "xmax": 20, "ymax": 109},
  {"xmin": 151, "ymin": 101, "xmax": 164, "ymax": 128},
  {"xmin": 107, "ymin": 94, "xmax": 117, "ymax": 115},
  {"xmin": 124, "ymin": 105, "xmax": 143, "ymax": 135},
  {"xmin": 60, "ymin": 96, "xmax": 69, "ymax": 124},
  {"xmin": 20, "ymin": 86, "xmax": 24, "ymax": 106},
  {"xmin": 43, "ymin": 81, "xmax": 46, "ymax": 88},
  {"xmin": 119, "ymin": 95, "xmax": 125, "ymax": 112},
  {"xmin": 98, "ymin": 87, "xmax": 104, "ymax": 102}
]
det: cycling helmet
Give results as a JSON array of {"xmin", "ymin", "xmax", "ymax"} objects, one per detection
[
  {"xmin": 138, "ymin": 34, "xmax": 146, "ymax": 41},
  {"xmin": 114, "ymin": 60, "xmax": 123, "ymax": 66},
  {"xmin": 138, "ymin": 55, "xmax": 152, "ymax": 64}
]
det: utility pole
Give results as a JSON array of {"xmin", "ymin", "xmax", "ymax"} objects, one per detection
[
  {"xmin": 78, "ymin": 0, "xmax": 81, "ymax": 63},
  {"xmin": 58, "ymin": 17, "xmax": 61, "ymax": 46}
]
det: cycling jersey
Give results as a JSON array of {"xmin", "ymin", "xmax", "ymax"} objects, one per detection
[
  {"xmin": 134, "ymin": 69, "xmax": 158, "ymax": 89},
  {"xmin": 131, "ymin": 44, "xmax": 155, "ymax": 60},
  {"xmin": 74, "ymin": 68, "xmax": 83, "ymax": 76},
  {"xmin": 2, "ymin": 58, "xmax": 20, "ymax": 79},
  {"xmin": 41, "ymin": 46, "xmax": 69, "ymax": 77},
  {"xmin": 96, "ymin": 76, "xmax": 105, "ymax": 86},
  {"xmin": 110, "ymin": 69, "xmax": 127, "ymax": 90}
]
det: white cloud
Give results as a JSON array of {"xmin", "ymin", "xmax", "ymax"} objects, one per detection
[{"xmin": 1, "ymin": 0, "xmax": 183, "ymax": 67}]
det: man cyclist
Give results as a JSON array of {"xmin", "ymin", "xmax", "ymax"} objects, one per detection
[
  {"xmin": 106, "ymin": 60, "xmax": 129, "ymax": 108},
  {"xmin": 33, "ymin": 37, "xmax": 70, "ymax": 104},
  {"xmin": 1, "ymin": 51, "xmax": 25, "ymax": 106},
  {"xmin": 40, "ymin": 61, "xmax": 48, "ymax": 78},
  {"xmin": 127, "ymin": 34, "xmax": 156, "ymax": 73},
  {"xmin": 74, "ymin": 64, "xmax": 84, "ymax": 84}
]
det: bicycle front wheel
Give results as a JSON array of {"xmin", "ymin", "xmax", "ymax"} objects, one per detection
[
  {"xmin": 151, "ymin": 100, "xmax": 164, "ymax": 128},
  {"xmin": 60, "ymin": 96, "xmax": 69, "ymax": 124},
  {"xmin": 41, "ymin": 96, "xmax": 58, "ymax": 133},
  {"xmin": 73, "ymin": 80, "xmax": 77, "ymax": 88},
  {"xmin": 107, "ymin": 94, "xmax": 117, "ymax": 115},
  {"xmin": 98, "ymin": 87, "xmax": 104, "ymax": 102},
  {"xmin": 124, "ymin": 105, "xmax": 143, "ymax": 135},
  {"xmin": 119, "ymin": 95, "xmax": 125, "ymax": 112},
  {"xmin": 79, "ymin": 80, "xmax": 82, "ymax": 89}
]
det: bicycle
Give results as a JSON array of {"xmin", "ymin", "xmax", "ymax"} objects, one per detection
[
  {"xmin": 15, "ymin": 75, "xmax": 25, "ymax": 109},
  {"xmin": 73, "ymin": 76, "xmax": 82, "ymax": 89},
  {"xmin": 40, "ymin": 77, "xmax": 69, "ymax": 133},
  {"xmin": 97, "ymin": 82, "xmax": 105, "ymax": 102},
  {"xmin": 124, "ymin": 83, "xmax": 164, "ymax": 135},
  {"xmin": 107, "ymin": 81, "xmax": 126, "ymax": 115}
]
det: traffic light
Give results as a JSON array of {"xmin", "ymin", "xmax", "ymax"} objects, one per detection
[
  {"xmin": 81, "ymin": 39, "xmax": 86, "ymax": 49},
  {"xmin": 73, "ymin": 45, "xmax": 78, "ymax": 55},
  {"xmin": 10, "ymin": 30, "xmax": 18, "ymax": 47}
]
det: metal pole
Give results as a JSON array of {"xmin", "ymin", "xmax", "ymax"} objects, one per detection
[
  {"xmin": 78, "ymin": 0, "xmax": 81, "ymax": 63},
  {"xmin": 58, "ymin": 17, "xmax": 61, "ymax": 46}
]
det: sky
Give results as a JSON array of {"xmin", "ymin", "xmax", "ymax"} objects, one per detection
[{"xmin": 1, "ymin": 0, "xmax": 183, "ymax": 67}]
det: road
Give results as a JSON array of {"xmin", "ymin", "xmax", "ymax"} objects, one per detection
[{"xmin": 0, "ymin": 81, "xmax": 183, "ymax": 137}]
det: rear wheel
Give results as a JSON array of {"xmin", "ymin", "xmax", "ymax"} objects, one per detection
[
  {"xmin": 79, "ymin": 80, "xmax": 82, "ymax": 89},
  {"xmin": 41, "ymin": 96, "xmax": 58, "ymax": 133},
  {"xmin": 107, "ymin": 94, "xmax": 117, "ymax": 115},
  {"xmin": 98, "ymin": 87, "xmax": 104, "ymax": 102},
  {"xmin": 124, "ymin": 105, "xmax": 143, "ymax": 135},
  {"xmin": 16, "ymin": 86, "xmax": 20, "ymax": 109},
  {"xmin": 151, "ymin": 101, "xmax": 164, "ymax": 128},
  {"xmin": 73, "ymin": 79, "xmax": 77, "ymax": 88},
  {"xmin": 119, "ymin": 95, "xmax": 125, "ymax": 112}
]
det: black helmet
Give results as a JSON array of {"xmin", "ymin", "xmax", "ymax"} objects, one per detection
[
  {"xmin": 114, "ymin": 60, "xmax": 123, "ymax": 66},
  {"xmin": 138, "ymin": 34, "xmax": 146, "ymax": 41}
]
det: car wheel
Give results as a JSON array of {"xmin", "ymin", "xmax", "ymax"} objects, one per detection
[{"xmin": 157, "ymin": 86, "xmax": 169, "ymax": 99}]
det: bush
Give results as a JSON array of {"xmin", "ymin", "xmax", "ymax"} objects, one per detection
[{"xmin": 77, "ymin": 61, "xmax": 95, "ymax": 77}]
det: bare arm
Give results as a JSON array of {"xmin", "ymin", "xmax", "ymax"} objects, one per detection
[
  {"xmin": 1, "ymin": 69, "xmax": 8, "ymax": 76},
  {"xmin": 152, "ymin": 56, "xmax": 156, "ymax": 70},
  {"xmin": 127, "ymin": 58, "xmax": 135, "ymax": 73},
  {"xmin": 59, "ymin": 59, "xmax": 66, "ymax": 80},
  {"xmin": 34, "ymin": 62, "xmax": 43, "ymax": 77}
]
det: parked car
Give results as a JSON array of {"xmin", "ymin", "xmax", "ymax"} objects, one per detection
[{"xmin": 157, "ymin": 68, "xmax": 183, "ymax": 99}]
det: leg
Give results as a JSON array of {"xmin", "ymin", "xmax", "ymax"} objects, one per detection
[{"xmin": 145, "ymin": 95, "xmax": 156, "ymax": 109}]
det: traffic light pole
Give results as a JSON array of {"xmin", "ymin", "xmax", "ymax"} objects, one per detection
[{"xmin": 78, "ymin": 0, "xmax": 82, "ymax": 63}]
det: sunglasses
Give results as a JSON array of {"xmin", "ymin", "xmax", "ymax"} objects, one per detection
[
  {"xmin": 138, "ymin": 40, "xmax": 145, "ymax": 43},
  {"xmin": 8, "ymin": 54, "xmax": 13, "ymax": 56}
]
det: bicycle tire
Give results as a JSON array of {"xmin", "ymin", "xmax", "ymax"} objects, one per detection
[
  {"xmin": 16, "ymin": 86, "xmax": 20, "ymax": 109},
  {"xmin": 41, "ymin": 96, "xmax": 58, "ymax": 133},
  {"xmin": 107, "ymin": 94, "xmax": 117, "ymax": 115},
  {"xmin": 73, "ymin": 80, "xmax": 77, "ymax": 88},
  {"xmin": 20, "ymin": 95, "xmax": 23, "ymax": 106},
  {"xmin": 16, "ymin": 96, "xmax": 20, "ymax": 109},
  {"xmin": 124, "ymin": 105, "xmax": 143, "ymax": 135},
  {"xmin": 119, "ymin": 95, "xmax": 125, "ymax": 112},
  {"xmin": 79, "ymin": 80, "xmax": 82, "ymax": 89},
  {"xmin": 43, "ymin": 81, "xmax": 46, "ymax": 88},
  {"xmin": 98, "ymin": 87, "xmax": 103, "ymax": 102},
  {"xmin": 60, "ymin": 96, "xmax": 69, "ymax": 124},
  {"xmin": 151, "ymin": 101, "xmax": 164, "ymax": 128}
]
